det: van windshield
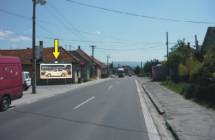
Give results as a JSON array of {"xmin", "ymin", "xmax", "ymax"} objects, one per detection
[{"xmin": 25, "ymin": 73, "xmax": 29, "ymax": 79}]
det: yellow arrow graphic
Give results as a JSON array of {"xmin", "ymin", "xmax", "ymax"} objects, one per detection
[{"xmin": 53, "ymin": 39, "xmax": 60, "ymax": 59}]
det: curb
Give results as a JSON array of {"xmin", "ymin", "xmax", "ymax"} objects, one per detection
[
  {"xmin": 141, "ymin": 83, "xmax": 165, "ymax": 115},
  {"xmin": 141, "ymin": 82, "xmax": 182, "ymax": 140},
  {"xmin": 165, "ymin": 119, "xmax": 180, "ymax": 140}
]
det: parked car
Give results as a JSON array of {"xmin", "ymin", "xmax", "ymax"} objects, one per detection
[
  {"xmin": 0, "ymin": 56, "xmax": 23, "ymax": 111},
  {"xmin": 110, "ymin": 74, "xmax": 116, "ymax": 78},
  {"xmin": 22, "ymin": 71, "xmax": 31, "ymax": 91}
]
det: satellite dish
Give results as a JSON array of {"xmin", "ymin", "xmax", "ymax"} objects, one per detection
[
  {"xmin": 40, "ymin": 0, "xmax": 47, "ymax": 5},
  {"xmin": 36, "ymin": 0, "xmax": 47, "ymax": 5}
]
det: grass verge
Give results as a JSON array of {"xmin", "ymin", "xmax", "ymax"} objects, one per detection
[{"xmin": 161, "ymin": 80, "xmax": 184, "ymax": 94}]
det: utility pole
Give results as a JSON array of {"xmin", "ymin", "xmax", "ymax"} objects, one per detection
[
  {"xmin": 90, "ymin": 45, "xmax": 96, "ymax": 77},
  {"xmin": 166, "ymin": 32, "xmax": 169, "ymax": 78},
  {"xmin": 141, "ymin": 61, "xmax": 143, "ymax": 68},
  {"xmin": 32, "ymin": 0, "xmax": 46, "ymax": 94},
  {"xmin": 107, "ymin": 55, "xmax": 110, "ymax": 76},
  {"xmin": 69, "ymin": 45, "xmax": 72, "ymax": 51},
  {"xmin": 195, "ymin": 34, "xmax": 199, "ymax": 51},
  {"xmin": 65, "ymin": 44, "xmax": 67, "ymax": 51},
  {"xmin": 141, "ymin": 61, "xmax": 143, "ymax": 74},
  {"xmin": 166, "ymin": 32, "xmax": 169, "ymax": 58},
  {"xmin": 32, "ymin": 0, "xmax": 36, "ymax": 94}
]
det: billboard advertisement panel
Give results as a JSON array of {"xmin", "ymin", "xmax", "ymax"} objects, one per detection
[{"xmin": 40, "ymin": 63, "xmax": 72, "ymax": 79}]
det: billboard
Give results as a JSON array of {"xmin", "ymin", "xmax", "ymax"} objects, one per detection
[{"xmin": 40, "ymin": 63, "xmax": 72, "ymax": 79}]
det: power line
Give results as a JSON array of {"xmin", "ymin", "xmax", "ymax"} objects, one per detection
[
  {"xmin": 96, "ymin": 46, "xmax": 165, "ymax": 51},
  {"xmin": 0, "ymin": 8, "xmax": 125, "ymax": 44},
  {"xmin": 0, "ymin": 6, "xmax": 135, "ymax": 43},
  {"xmin": 0, "ymin": 8, "xmax": 178, "ymax": 45},
  {"xmin": 66, "ymin": 0, "xmax": 215, "ymax": 25},
  {"xmin": 37, "ymin": 23, "xmax": 56, "ymax": 36},
  {"xmin": 0, "ymin": 9, "xmax": 31, "ymax": 20},
  {"xmin": 48, "ymin": 1, "xmax": 145, "ymax": 43},
  {"xmin": 4, "ymin": 30, "xmax": 165, "ymax": 51},
  {"xmin": 47, "ymin": 1, "xmax": 86, "ymax": 39},
  {"xmin": 0, "ymin": 8, "xmax": 52, "ymax": 24},
  {"xmin": 0, "ymin": 8, "xmax": 189, "ymax": 46}
]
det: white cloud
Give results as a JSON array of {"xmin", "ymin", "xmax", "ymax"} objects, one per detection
[
  {"xmin": 0, "ymin": 29, "xmax": 14, "ymax": 38},
  {"xmin": 9, "ymin": 35, "xmax": 31, "ymax": 42},
  {"xmin": 0, "ymin": 28, "xmax": 31, "ymax": 42},
  {"xmin": 23, "ymin": 28, "xmax": 32, "ymax": 34},
  {"xmin": 95, "ymin": 31, "xmax": 101, "ymax": 35}
]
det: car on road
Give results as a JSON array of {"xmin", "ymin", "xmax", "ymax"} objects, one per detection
[
  {"xmin": 0, "ymin": 56, "xmax": 23, "ymax": 111},
  {"xmin": 117, "ymin": 67, "xmax": 125, "ymax": 78},
  {"xmin": 22, "ymin": 71, "xmax": 31, "ymax": 91}
]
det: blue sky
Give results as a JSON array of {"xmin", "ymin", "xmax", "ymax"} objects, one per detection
[{"xmin": 0, "ymin": 0, "xmax": 214, "ymax": 63}]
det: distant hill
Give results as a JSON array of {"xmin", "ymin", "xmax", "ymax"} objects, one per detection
[{"xmin": 113, "ymin": 61, "xmax": 144, "ymax": 68}]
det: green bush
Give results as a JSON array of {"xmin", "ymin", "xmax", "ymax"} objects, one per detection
[
  {"xmin": 161, "ymin": 80, "xmax": 184, "ymax": 94},
  {"xmin": 178, "ymin": 63, "xmax": 189, "ymax": 81},
  {"xmin": 190, "ymin": 47, "xmax": 215, "ymax": 102},
  {"xmin": 181, "ymin": 83, "xmax": 193, "ymax": 99},
  {"xmin": 167, "ymin": 40, "xmax": 196, "ymax": 82},
  {"xmin": 161, "ymin": 80, "xmax": 194, "ymax": 99}
]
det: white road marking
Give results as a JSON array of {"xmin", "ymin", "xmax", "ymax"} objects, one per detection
[
  {"xmin": 135, "ymin": 80, "xmax": 161, "ymax": 140},
  {"xmin": 73, "ymin": 96, "xmax": 95, "ymax": 110},
  {"xmin": 108, "ymin": 85, "xmax": 113, "ymax": 90}
]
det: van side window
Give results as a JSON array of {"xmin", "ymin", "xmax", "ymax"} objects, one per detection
[
  {"xmin": 3, "ymin": 65, "xmax": 19, "ymax": 79},
  {"xmin": 3, "ymin": 65, "xmax": 11, "ymax": 79},
  {"xmin": 25, "ymin": 73, "xmax": 28, "ymax": 79}
]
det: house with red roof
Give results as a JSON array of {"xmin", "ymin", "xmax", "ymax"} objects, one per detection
[
  {"xmin": 92, "ymin": 57, "xmax": 107, "ymax": 78},
  {"xmin": 0, "ymin": 46, "xmax": 81, "ymax": 85},
  {"xmin": 70, "ymin": 46, "xmax": 106, "ymax": 81}
]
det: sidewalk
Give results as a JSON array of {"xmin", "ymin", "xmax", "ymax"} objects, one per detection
[
  {"xmin": 13, "ymin": 78, "xmax": 111, "ymax": 106},
  {"xmin": 139, "ymin": 77, "xmax": 215, "ymax": 140}
]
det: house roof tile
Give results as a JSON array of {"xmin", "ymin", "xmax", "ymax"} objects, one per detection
[
  {"xmin": 70, "ymin": 48, "xmax": 106, "ymax": 68},
  {"xmin": 202, "ymin": 27, "xmax": 215, "ymax": 51},
  {"xmin": 0, "ymin": 47, "xmax": 79, "ymax": 64}
]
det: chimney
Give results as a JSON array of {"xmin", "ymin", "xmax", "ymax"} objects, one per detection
[
  {"xmin": 39, "ymin": 41, "xmax": 43, "ymax": 47},
  {"xmin": 187, "ymin": 42, "xmax": 190, "ymax": 48},
  {"xmin": 36, "ymin": 41, "xmax": 43, "ymax": 61}
]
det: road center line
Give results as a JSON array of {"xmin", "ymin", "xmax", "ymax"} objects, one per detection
[
  {"xmin": 73, "ymin": 96, "xmax": 95, "ymax": 110},
  {"xmin": 108, "ymin": 85, "xmax": 113, "ymax": 90}
]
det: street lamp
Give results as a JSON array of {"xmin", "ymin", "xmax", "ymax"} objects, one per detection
[
  {"xmin": 107, "ymin": 55, "xmax": 110, "ymax": 77},
  {"xmin": 32, "ymin": 0, "xmax": 47, "ymax": 94}
]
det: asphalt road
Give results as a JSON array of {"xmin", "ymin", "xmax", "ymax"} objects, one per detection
[{"xmin": 0, "ymin": 77, "xmax": 149, "ymax": 140}]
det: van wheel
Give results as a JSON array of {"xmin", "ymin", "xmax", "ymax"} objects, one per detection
[{"xmin": 0, "ymin": 96, "xmax": 10, "ymax": 111}]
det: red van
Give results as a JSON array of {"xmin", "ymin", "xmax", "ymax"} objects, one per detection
[{"xmin": 0, "ymin": 56, "xmax": 23, "ymax": 111}]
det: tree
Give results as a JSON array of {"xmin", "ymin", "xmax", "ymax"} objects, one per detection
[
  {"xmin": 109, "ymin": 62, "xmax": 113, "ymax": 69},
  {"xmin": 178, "ymin": 58, "xmax": 201, "ymax": 81},
  {"xmin": 143, "ymin": 59, "xmax": 160, "ymax": 74},
  {"xmin": 190, "ymin": 46, "xmax": 215, "ymax": 102},
  {"xmin": 167, "ymin": 40, "xmax": 195, "ymax": 82},
  {"xmin": 134, "ymin": 66, "xmax": 141, "ymax": 75}
]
